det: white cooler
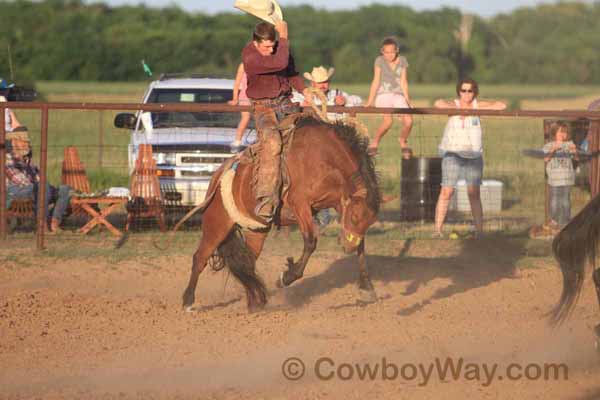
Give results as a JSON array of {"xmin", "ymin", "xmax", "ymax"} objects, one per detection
[{"xmin": 448, "ymin": 179, "xmax": 503, "ymax": 213}]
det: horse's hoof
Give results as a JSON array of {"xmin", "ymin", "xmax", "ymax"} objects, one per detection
[
  {"xmin": 183, "ymin": 305, "xmax": 196, "ymax": 313},
  {"xmin": 359, "ymin": 289, "xmax": 378, "ymax": 304},
  {"xmin": 276, "ymin": 272, "xmax": 287, "ymax": 288}
]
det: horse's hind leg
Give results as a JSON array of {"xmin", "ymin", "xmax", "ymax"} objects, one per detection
[
  {"xmin": 279, "ymin": 205, "xmax": 317, "ymax": 287},
  {"xmin": 182, "ymin": 199, "xmax": 234, "ymax": 311},
  {"xmin": 593, "ymin": 268, "xmax": 600, "ymax": 349}
]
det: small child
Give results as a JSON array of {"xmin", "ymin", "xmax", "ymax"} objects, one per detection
[
  {"xmin": 228, "ymin": 63, "xmax": 251, "ymax": 153},
  {"xmin": 543, "ymin": 122, "xmax": 578, "ymax": 228}
]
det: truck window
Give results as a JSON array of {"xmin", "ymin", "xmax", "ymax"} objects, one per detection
[{"xmin": 147, "ymin": 88, "xmax": 253, "ymax": 129}]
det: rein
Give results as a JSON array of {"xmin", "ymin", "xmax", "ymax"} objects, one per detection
[{"xmin": 307, "ymin": 87, "xmax": 370, "ymax": 137}]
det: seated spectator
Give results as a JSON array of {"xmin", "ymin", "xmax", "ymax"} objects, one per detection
[{"xmin": 5, "ymin": 139, "xmax": 71, "ymax": 233}]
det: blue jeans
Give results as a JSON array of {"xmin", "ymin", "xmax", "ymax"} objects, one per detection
[
  {"xmin": 441, "ymin": 153, "xmax": 483, "ymax": 187},
  {"xmin": 549, "ymin": 185, "xmax": 571, "ymax": 226},
  {"xmin": 8, "ymin": 183, "xmax": 71, "ymax": 223},
  {"xmin": 314, "ymin": 208, "xmax": 332, "ymax": 227}
]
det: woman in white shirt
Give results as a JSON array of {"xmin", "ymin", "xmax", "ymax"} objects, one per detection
[{"xmin": 433, "ymin": 78, "xmax": 506, "ymax": 238}]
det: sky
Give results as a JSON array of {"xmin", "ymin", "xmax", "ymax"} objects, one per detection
[{"xmin": 94, "ymin": 0, "xmax": 578, "ymax": 17}]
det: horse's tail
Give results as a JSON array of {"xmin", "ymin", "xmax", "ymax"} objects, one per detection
[
  {"xmin": 152, "ymin": 160, "xmax": 232, "ymax": 251},
  {"xmin": 218, "ymin": 227, "xmax": 267, "ymax": 308},
  {"xmin": 549, "ymin": 193, "xmax": 600, "ymax": 326}
]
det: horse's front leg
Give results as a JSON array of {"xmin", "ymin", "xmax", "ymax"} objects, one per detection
[
  {"xmin": 279, "ymin": 206, "xmax": 317, "ymax": 287},
  {"xmin": 357, "ymin": 239, "xmax": 377, "ymax": 303}
]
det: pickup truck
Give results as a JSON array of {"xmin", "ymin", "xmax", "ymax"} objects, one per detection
[{"xmin": 114, "ymin": 75, "xmax": 255, "ymax": 206}]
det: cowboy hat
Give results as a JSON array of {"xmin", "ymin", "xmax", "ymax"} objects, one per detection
[
  {"xmin": 234, "ymin": 0, "xmax": 283, "ymax": 25},
  {"xmin": 303, "ymin": 66, "xmax": 335, "ymax": 83}
]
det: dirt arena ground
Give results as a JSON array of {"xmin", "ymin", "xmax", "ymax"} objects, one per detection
[{"xmin": 1, "ymin": 235, "xmax": 599, "ymax": 399}]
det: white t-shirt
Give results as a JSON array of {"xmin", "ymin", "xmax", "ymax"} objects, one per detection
[{"xmin": 438, "ymin": 99, "xmax": 483, "ymax": 158}]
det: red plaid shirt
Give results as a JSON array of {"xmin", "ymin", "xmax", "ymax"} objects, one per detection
[{"xmin": 5, "ymin": 153, "xmax": 37, "ymax": 187}]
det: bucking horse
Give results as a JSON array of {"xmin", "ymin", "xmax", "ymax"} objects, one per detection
[{"xmin": 181, "ymin": 116, "xmax": 381, "ymax": 311}]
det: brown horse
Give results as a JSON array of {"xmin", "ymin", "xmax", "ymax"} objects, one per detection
[
  {"xmin": 550, "ymin": 193, "xmax": 600, "ymax": 351},
  {"xmin": 182, "ymin": 117, "xmax": 381, "ymax": 311}
]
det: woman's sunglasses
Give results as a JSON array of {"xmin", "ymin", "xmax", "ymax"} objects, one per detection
[{"xmin": 460, "ymin": 89, "xmax": 474, "ymax": 93}]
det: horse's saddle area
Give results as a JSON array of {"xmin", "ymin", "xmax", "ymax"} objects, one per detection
[
  {"xmin": 219, "ymin": 112, "xmax": 307, "ymax": 229},
  {"xmin": 236, "ymin": 111, "xmax": 305, "ymax": 197}
]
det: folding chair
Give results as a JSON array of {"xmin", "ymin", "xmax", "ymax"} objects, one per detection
[
  {"xmin": 61, "ymin": 146, "xmax": 91, "ymax": 194},
  {"xmin": 126, "ymin": 144, "xmax": 166, "ymax": 232}
]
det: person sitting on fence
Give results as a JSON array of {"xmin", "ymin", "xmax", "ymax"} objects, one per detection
[
  {"xmin": 543, "ymin": 121, "xmax": 578, "ymax": 229},
  {"xmin": 292, "ymin": 65, "xmax": 362, "ymax": 120},
  {"xmin": 364, "ymin": 37, "xmax": 413, "ymax": 157},
  {"xmin": 5, "ymin": 139, "xmax": 72, "ymax": 233},
  {"xmin": 433, "ymin": 77, "xmax": 506, "ymax": 238}
]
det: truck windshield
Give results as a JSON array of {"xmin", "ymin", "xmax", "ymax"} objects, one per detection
[{"xmin": 147, "ymin": 88, "xmax": 252, "ymax": 129}]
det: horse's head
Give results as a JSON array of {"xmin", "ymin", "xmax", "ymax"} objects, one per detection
[{"xmin": 339, "ymin": 191, "xmax": 378, "ymax": 254}]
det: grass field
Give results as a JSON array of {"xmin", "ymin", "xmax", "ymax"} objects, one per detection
[{"xmin": 9, "ymin": 81, "xmax": 600, "ymax": 240}]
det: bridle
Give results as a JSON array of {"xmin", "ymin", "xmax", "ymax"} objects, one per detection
[{"xmin": 340, "ymin": 186, "xmax": 368, "ymax": 248}]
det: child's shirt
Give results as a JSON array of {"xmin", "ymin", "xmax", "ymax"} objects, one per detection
[
  {"xmin": 543, "ymin": 141, "xmax": 575, "ymax": 186},
  {"xmin": 374, "ymin": 55, "xmax": 409, "ymax": 96}
]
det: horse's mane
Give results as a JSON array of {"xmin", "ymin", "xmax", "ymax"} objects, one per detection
[{"xmin": 295, "ymin": 116, "xmax": 381, "ymax": 213}]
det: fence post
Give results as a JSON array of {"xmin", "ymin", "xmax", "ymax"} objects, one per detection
[
  {"xmin": 98, "ymin": 110, "xmax": 104, "ymax": 169},
  {"xmin": 0, "ymin": 105, "xmax": 6, "ymax": 240},
  {"xmin": 36, "ymin": 105, "xmax": 49, "ymax": 250}
]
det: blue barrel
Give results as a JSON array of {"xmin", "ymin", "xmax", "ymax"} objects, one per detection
[{"xmin": 400, "ymin": 157, "xmax": 442, "ymax": 221}]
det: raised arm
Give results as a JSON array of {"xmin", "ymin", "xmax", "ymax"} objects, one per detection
[
  {"xmin": 9, "ymin": 109, "xmax": 21, "ymax": 129},
  {"xmin": 365, "ymin": 65, "xmax": 381, "ymax": 107}
]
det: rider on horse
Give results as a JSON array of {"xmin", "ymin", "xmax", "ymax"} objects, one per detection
[{"xmin": 242, "ymin": 21, "xmax": 312, "ymax": 222}]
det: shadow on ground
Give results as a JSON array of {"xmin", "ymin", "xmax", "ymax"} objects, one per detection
[{"xmin": 279, "ymin": 235, "xmax": 531, "ymax": 315}]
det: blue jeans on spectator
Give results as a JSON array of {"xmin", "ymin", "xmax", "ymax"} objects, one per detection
[
  {"xmin": 8, "ymin": 183, "xmax": 71, "ymax": 223},
  {"xmin": 549, "ymin": 185, "xmax": 571, "ymax": 226},
  {"xmin": 7, "ymin": 184, "xmax": 34, "ymax": 209}
]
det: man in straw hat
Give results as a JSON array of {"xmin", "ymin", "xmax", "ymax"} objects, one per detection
[
  {"xmin": 293, "ymin": 65, "xmax": 362, "ymax": 121},
  {"xmin": 240, "ymin": 13, "xmax": 312, "ymax": 221}
]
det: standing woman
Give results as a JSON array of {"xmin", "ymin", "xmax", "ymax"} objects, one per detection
[
  {"xmin": 433, "ymin": 78, "xmax": 506, "ymax": 238},
  {"xmin": 365, "ymin": 37, "xmax": 413, "ymax": 157}
]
